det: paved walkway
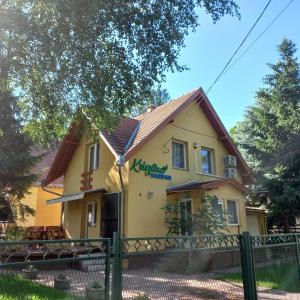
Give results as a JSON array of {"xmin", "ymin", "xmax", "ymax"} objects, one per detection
[{"xmin": 2, "ymin": 268, "xmax": 300, "ymax": 299}]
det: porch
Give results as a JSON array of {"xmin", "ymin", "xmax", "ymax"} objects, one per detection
[{"xmin": 47, "ymin": 189, "xmax": 120, "ymax": 240}]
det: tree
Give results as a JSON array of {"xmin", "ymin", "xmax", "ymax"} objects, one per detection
[
  {"xmin": 232, "ymin": 38, "xmax": 300, "ymax": 231},
  {"xmin": 0, "ymin": 0, "xmax": 240, "ymax": 145},
  {"xmin": 0, "ymin": 64, "xmax": 39, "ymax": 222},
  {"xmin": 131, "ymin": 85, "xmax": 170, "ymax": 116},
  {"xmin": 263, "ymin": 154, "xmax": 300, "ymax": 233},
  {"xmin": 162, "ymin": 194, "xmax": 227, "ymax": 237}
]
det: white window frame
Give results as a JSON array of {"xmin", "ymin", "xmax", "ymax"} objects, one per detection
[
  {"xmin": 200, "ymin": 147, "xmax": 214, "ymax": 175},
  {"xmin": 211, "ymin": 198, "xmax": 224, "ymax": 222},
  {"xmin": 178, "ymin": 198, "xmax": 193, "ymax": 236},
  {"xmin": 88, "ymin": 142, "xmax": 99, "ymax": 171},
  {"xmin": 227, "ymin": 199, "xmax": 240, "ymax": 226},
  {"xmin": 86, "ymin": 201, "xmax": 97, "ymax": 228},
  {"xmin": 172, "ymin": 140, "xmax": 187, "ymax": 170}
]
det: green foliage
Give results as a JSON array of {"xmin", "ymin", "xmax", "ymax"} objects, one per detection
[
  {"xmin": 4, "ymin": 225, "xmax": 27, "ymax": 241},
  {"xmin": 232, "ymin": 38, "xmax": 300, "ymax": 231},
  {"xmin": 0, "ymin": 274, "xmax": 79, "ymax": 299},
  {"xmin": 162, "ymin": 194, "xmax": 227, "ymax": 236},
  {"xmin": 0, "ymin": 0, "xmax": 239, "ymax": 144},
  {"xmin": 131, "ymin": 85, "xmax": 171, "ymax": 116},
  {"xmin": 0, "ymin": 67, "xmax": 40, "ymax": 222}
]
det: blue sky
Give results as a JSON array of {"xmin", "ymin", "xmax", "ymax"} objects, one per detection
[{"xmin": 163, "ymin": 0, "xmax": 300, "ymax": 130}]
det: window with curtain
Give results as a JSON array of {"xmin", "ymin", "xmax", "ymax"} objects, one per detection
[
  {"xmin": 201, "ymin": 148, "xmax": 213, "ymax": 174},
  {"xmin": 227, "ymin": 200, "xmax": 239, "ymax": 225},
  {"xmin": 172, "ymin": 141, "xmax": 186, "ymax": 169},
  {"xmin": 87, "ymin": 202, "xmax": 97, "ymax": 227},
  {"xmin": 89, "ymin": 142, "xmax": 100, "ymax": 171}
]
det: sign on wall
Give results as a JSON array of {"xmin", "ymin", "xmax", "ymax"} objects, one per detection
[{"xmin": 130, "ymin": 158, "xmax": 172, "ymax": 180}]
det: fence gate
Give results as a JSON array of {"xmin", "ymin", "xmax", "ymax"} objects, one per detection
[{"xmin": 0, "ymin": 238, "xmax": 111, "ymax": 299}]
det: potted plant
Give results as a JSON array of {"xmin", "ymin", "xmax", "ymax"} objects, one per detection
[
  {"xmin": 23, "ymin": 264, "xmax": 38, "ymax": 279},
  {"xmin": 86, "ymin": 281, "xmax": 104, "ymax": 300},
  {"xmin": 54, "ymin": 273, "xmax": 71, "ymax": 290}
]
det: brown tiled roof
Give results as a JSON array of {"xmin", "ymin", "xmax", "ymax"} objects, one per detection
[
  {"xmin": 101, "ymin": 118, "xmax": 139, "ymax": 155},
  {"xmin": 45, "ymin": 88, "xmax": 254, "ymax": 185}
]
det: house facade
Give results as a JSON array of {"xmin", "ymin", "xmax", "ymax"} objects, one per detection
[{"xmin": 45, "ymin": 88, "xmax": 257, "ymax": 239}]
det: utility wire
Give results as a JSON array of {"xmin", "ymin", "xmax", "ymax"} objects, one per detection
[
  {"xmin": 205, "ymin": 0, "xmax": 272, "ymax": 94},
  {"xmin": 220, "ymin": 0, "xmax": 294, "ymax": 78}
]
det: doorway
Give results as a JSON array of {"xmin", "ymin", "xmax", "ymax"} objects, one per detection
[{"xmin": 101, "ymin": 193, "xmax": 119, "ymax": 239}]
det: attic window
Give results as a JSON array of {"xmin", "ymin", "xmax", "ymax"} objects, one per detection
[{"xmin": 89, "ymin": 143, "xmax": 100, "ymax": 171}]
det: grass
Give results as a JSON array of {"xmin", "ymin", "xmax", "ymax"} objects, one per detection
[
  {"xmin": 0, "ymin": 274, "xmax": 80, "ymax": 300},
  {"xmin": 219, "ymin": 261, "xmax": 300, "ymax": 293}
]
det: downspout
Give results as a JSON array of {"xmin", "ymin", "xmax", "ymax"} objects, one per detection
[
  {"xmin": 41, "ymin": 179, "xmax": 64, "ymax": 227},
  {"xmin": 116, "ymin": 155, "xmax": 125, "ymax": 237}
]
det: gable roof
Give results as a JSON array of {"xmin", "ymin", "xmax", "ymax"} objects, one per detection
[{"xmin": 45, "ymin": 88, "xmax": 254, "ymax": 186}]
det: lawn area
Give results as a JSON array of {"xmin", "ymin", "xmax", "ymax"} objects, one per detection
[
  {"xmin": 0, "ymin": 274, "xmax": 80, "ymax": 300},
  {"xmin": 219, "ymin": 261, "xmax": 300, "ymax": 293}
]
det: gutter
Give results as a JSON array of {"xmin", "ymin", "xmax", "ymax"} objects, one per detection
[
  {"xmin": 41, "ymin": 179, "xmax": 63, "ymax": 197},
  {"xmin": 116, "ymin": 155, "xmax": 125, "ymax": 237}
]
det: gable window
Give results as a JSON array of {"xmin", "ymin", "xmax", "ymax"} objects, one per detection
[
  {"xmin": 89, "ymin": 143, "xmax": 100, "ymax": 171},
  {"xmin": 179, "ymin": 199, "xmax": 192, "ymax": 236},
  {"xmin": 87, "ymin": 202, "xmax": 97, "ymax": 227},
  {"xmin": 211, "ymin": 198, "xmax": 224, "ymax": 222},
  {"xmin": 172, "ymin": 141, "xmax": 187, "ymax": 170},
  {"xmin": 201, "ymin": 147, "xmax": 213, "ymax": 174},
  {"xmin": 227, "ymin": 200, "xmax": 239, "ymax": 225}
]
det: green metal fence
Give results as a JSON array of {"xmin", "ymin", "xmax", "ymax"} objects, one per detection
[
  {"xmin": 112, "ymin": 233, "xmax": 245, "ymax": 300},
  {"xmin": 0, "ymin": 238, "xmax": 111, "ymax": 300},
  {"xmin": 1, "ymin": 233, "xmax": 300, "ymax": 299}
]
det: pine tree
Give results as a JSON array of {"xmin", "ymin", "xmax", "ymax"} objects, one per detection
[
  {"xmin": 232, "ymin": 38, "xmax": 300, "ymax": 231},
  {"xmin": 0, "ymin": 63, "xmax": 39, "ymax": 222}
]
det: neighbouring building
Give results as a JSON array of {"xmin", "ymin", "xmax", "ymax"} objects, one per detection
[
  {"xmin": 44, "ymin": 88, "xmax": 264, "ymax": 239},
  {"xmin": 0, "ymin": 147, "xmax": 63, "ymax": 228}
]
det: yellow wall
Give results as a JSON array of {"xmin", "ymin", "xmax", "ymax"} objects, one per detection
[
  {"xmin": 126, "ymin": 103, "xmax": 247, "ymax": 237},
  {"xmin": 17, "ymin": 186, "xmax": 63, "ymax": 227},
  {"xmin": 62, "ymin": 102, "xmax": 248, "ymax": 238},
  {"xmin": 35, "ymin": 187, "xmax": 62, "ymax": 226}
]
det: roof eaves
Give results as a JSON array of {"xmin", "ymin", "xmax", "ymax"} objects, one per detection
[
  {"xmin": 124, "ymin": 121, "xmax": 141, "ymax": 152},
  {"xmin": 124, "ymin": 89, "xmax": 203, "ymax": 161}
]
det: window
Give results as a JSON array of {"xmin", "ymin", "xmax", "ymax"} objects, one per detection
[
  {"xmin": 179, "ymin": 199, "xmax": 192, "ymax": 236},
  {"xmin": 211, "ymin": 198, "xmax": 224, "ymax": 222},
  {"xmin": 89, "ymin": 143, "xmax": 100, "ymax": 171},
  {"xmin": 87, "ymin": 202, "xmax": 97, "ymax": 227},
  {"xmin": 201, "ymin": 148, "xmax": 213, "ymax": 174},
  {"xmin": 172, "ymin": 141, "xmax": 187, "ymax": 169},
  {"xmin": 227, "ymin": 200, "xmax": 239, "ymax": 225}
]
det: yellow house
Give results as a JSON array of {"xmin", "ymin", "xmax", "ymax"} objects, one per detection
[
  {"xmin": 15, "ymin": 148, "xmax": 63, "ymax": 227},
  {"xmin": 45, "ymin": 88, "xmax": 258, "ymax": 239}
]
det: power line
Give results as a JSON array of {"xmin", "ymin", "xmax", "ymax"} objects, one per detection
[
  {"xmin": 205, "ymin": 0, "xmax": 272, "ymax": 94},
  {"xmin": 220, "ymin": 0, "xmax": 294, "ymax": 78}
]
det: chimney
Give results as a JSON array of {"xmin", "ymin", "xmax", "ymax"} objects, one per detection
[{"xmin": 146, "ymin": 104, "xmax": 157, "ymax": 113}]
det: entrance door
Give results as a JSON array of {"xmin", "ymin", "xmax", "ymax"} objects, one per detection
[
  {"xmin": 179, "ymin": 199, "xmax": 193, "ymax": 236},
  {"xmin": 101, "ymin": 193, "xmax": 119, "ymax": 239}
]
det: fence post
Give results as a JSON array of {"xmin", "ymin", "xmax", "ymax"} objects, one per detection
[
  {"xmin": 112, "ymin": 232, "xmax": 122, "ymax": 300},
  {"xmin": 104, "ymin": 238, "xmax": 111, "ymax": 300},
  {"xmin": 294, "ymin": 234, "xmax": 300, "ymax": 281},
  {"xmin": 240, "ymin": 231, "xmax": 257, "ymax": 300}
]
